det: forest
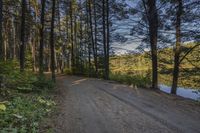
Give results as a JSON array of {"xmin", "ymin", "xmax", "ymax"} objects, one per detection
[{"xmin": 0, "ymin": 0, "xmax": 200, "ymax": 132}]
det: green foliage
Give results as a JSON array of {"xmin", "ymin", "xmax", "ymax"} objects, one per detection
[
  {"xmin": 64, "ymin": 68, "xmax": 73, "ymax": 75},
  {"xmin": 0, "ymin": 60, "xmax": 19, "ymax": 75},
  {"xmin": 0, "ymin": 61, "xmax": 56, "ymax": 132},
  {"xmin": 0, "ymin": 61, "xmax": 55, "ymax": 94},
  {"xmin": 31, "ymin": 75, "xmax": 55, "ymax": 92},
  {"xmin": 0, "ymin": 95, "xmax": 55, "ymax": 132},
  {"xmin": 110, "ymin": 43, "xmax": 200, "ymax": 89},
  {"xmin": 110, "ymin": 72, "xmax": 151, "ymax": 88}
]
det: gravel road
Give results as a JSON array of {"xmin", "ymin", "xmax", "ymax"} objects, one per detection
[{"xmin": 52, "ymin": 76, "xmax": 200, "ymax": 133}]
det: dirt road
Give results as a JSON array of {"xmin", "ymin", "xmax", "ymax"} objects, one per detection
[{"xmin": 52, "ymin": 76, "xmax": 200, "ymax": 133}]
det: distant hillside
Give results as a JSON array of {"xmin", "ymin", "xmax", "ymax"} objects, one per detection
[{"xmin": 110, "ymin": 43, "xmax": 200, "ymax": 89}]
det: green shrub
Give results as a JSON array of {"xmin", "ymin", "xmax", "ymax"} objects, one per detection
[
  {"xmin": 0, "ymin": 61, "xmax": 55, "ymax": 94},
  {"xmin": 32, "ymin": 76, "xmax": 55, "ymax": 91},
  {"xmin": 0, "ymin": 61, "xmax": 56, "ymax": 132},
  {"xmin": 64, "ymin": 68, "xmax": 73, "ymax": 75},
  {"xmin": 0, "ymin": 95, "xmax": 55, "ymax": 132},
  {"xmin": 110, "ymin": 72, "xmax": 151, "ymax": 88}
]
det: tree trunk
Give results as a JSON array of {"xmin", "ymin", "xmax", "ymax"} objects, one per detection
[
  {"xmin": 50, "ymin": 0, "xmax": 56, "ymax": 82},
  {"xmin": 20, "ymin": 0, "xmax": 26, "ymax": 72},
  {"xmin": 0, "ymin": 0, "xmax": 3, "ymax": 60},
  {"xmin": 70, "ymin": 1, "xmax": 74, "ymax": 72},
  {"xmin": 93, "ymin": 0, "xmax": 98, "ymax": 77},
  {"xmin": 39, "ymin": 0, "xmax": 46, "ymax": 75},
  {"xmin": 12, "ymin": 17, "xmax": 16, "ymax": 60},
  {"xmin": 4, "ymin": 26, "xmax": 7, "ymax": 61},
  {"xmin": 102, "ymin": 0, "xmax": 107, "ymax": 79},
  {"xmin": 171, "ymin": 0, "xmax": 183, "ymax": 94},
  {"xmin": 147, "ymin": 0, "xmax": 158, "ymax": 89},
  {"xmin": 88, "ymin": 0, "xmax": 98, "ymax": 77},
  {"xmin": 106, "ymin": 0, "xmax": 110, "ymax": 80}
]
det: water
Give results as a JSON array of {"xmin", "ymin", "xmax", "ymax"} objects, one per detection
[{"xmin": 159, "ymin": 85, "xmax": 200, "ymax": 101}]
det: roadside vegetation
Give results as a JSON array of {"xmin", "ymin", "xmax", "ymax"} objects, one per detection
[
  {"xmin": 110, "ymin": 43, "xmax": 200, "ymax": 89},
  {"xmin": 0, "ymin": 61, "xmax": 55, "ymax": 132}
]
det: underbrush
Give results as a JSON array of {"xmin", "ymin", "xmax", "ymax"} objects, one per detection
[
  {"xmin": 0, "ymin": 61, "xmax": 56, "ymax": 132},
  {"xmin": 110, "ymin": 72, "xmax": 151, "ymax": 88},
  {"xmin": 0, "ymin": 94, "xmax": 55, "ymax": 132}
]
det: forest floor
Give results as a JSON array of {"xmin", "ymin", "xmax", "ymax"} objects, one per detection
[{"xmin": 47, "ymin": 75, "xmax": 200, "ymax": 133}]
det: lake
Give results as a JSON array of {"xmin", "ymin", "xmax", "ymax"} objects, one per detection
[{"xmin": 159, "ymin": 85, "xmax": 200, "ymax": 101}]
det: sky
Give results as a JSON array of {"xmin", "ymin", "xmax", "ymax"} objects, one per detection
[{"xmin": 111, "ymin": 0, "xmax": 200, "ymax": 54}]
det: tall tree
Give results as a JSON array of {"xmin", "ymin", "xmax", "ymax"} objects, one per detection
[
  {"xmin": 93, "ymin": 0, "xmax": 98, "ymax": 76},
  {"xmin": 88, "ymin": 0, "xmax": 98, "ymax": 76},
  {"xmin": 20, "ymin": 0, "xmax": 26, "ymax": 72},
  {"xmin": 171, "ymin": 0, "xmax": 183, "ymax": 94},
  {"xmin": 106, "ymin": 0, "xmax": 110, "ymax": 79},
  {"xmin": 50, "ymin": 0, "xmax": 56, "ymax": 81},
  {"xmin": 146, "ymin": 0, "xmax": 158, "ymax": 89},
  {"xmin": 0, "ymin": 0, "xmax": 2, "ymax": 60},
  {"xmin": 70, "ymin": 1, "xmax": 74, "ymax": 72},
  {"xmin": 39, "ymin": 0, "xmax": 46, "ymax": 75},
  {"xmin": 102, "ymin": 0, "xmax": 107, "ymax": 79}
]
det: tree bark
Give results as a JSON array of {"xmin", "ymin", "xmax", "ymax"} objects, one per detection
[
  {"xmin": 39, "ymin": 0, "xmax": 46, "ymax": 75},
  {"xmin": 88, "ymin": 0, "xmax": 98, "ymax": 77},
  {"xmin": 20, "ymin": 0, "xmax": 26, "ymax": 72},
  {"xmin": 106, "ymin": 0, "xmax": 110, "ymax": 80},
  {"xmin": 147, "ymin": 0, "xmax": 158, "ymax": 89},
  {"xmin": 102, "ymin": 0, "xmax": 108, "ymax": 79},
  {"xmin": 171, "ymin": 0, "xmax": 183, "ymax": 94},
  {"xmin": 0, "ymin": 0, "xmax": 3, "ymax": 60},
  {"xmin": 50, "ymin": 0, "xmax": 56, "ymax": 82},
  {"xmin": 70, "ymin": 1, "xmax": 74, "ymax": 72},
  {"xmin": 93, "ymin": 0, "xmax": 98, "ymax": 77}
]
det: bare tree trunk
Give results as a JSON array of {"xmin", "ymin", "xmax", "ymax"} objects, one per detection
[
  {"xmin": 50, "ymin": 0, "xmax": 56, "ymax": 82},
  {"xmin": 88, "ymin": 0, "xmax": 98, "ymax": 77},
  {"xmin": 80, "ymin": 13, "xmax": 84, "ymax": 74},
  {"xmin": 147, "ymin": 0, "xmax": 158, "ymax": 89},
  {"xmin": 171, "ymin": 0, "xmax": 183, "ymax": 94},
  {"xmin": 70, "ymin": 1, "xmax": 74, "ymax": 72},
  {"xmin": 39, "ymin": 0, "xmax": 46, "ymax": 75},
  {"xmin": 66, "ymin": 17, "xmax": 70, "ymax": 69},
  {"xmin": 0, "ymin": 0, "xmax": 3, "ymax": 60},
  {"xmin": 0, "ymin": 0, "xmax": 2, "ymax": 88},
  {"xmin": 93, "ymin": 0, "xmax": 98, "ymax": 77},
  {"xmin": 4, "ymin": 26, "xmax": 7, "ymax": 61},
  {"xmin": 102, "ymin": 0, "xmax": 108, "ymax": 79},
  {"xmin": 20, "ymin": 0, "xmax": 26, "ymax": 72},
  {"xmin": 32, "ymin": 37, "xmax": 36, "ymax": 72},
  {"xmin": 86, "ymin": 0, "xmax": 91, "ymax": 76},
  {"xmin": 106, "ymin": 0, "xmax": 110, "ymax": 79},
  {"xmin": 74, "ymin": 14, "xmax": 78, "ymax": 69},
  {"xmin": 12, "ymin": 17, "xmax": 16, "ymax": 60},
  {"xmin": 57, "ymin": 1, "xmax": 65, "ymax": 74}
]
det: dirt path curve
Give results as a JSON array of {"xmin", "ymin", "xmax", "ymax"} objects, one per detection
[{"xmin": 53, "ymin": 75, "xmax": 200, "ymax": 133}]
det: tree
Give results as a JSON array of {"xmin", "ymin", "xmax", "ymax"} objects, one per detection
[
  {"xmin": 39, "ymin": 0, "xmax": 46, "ymax": 75},
  {"xmin": 20, "ymin": 0, "xmax": 26, "ymax": 72},
  {"xmin": 106, "ymin": 0, "xmax": 110, "ymax": 80},
  {"xmin": 102, "ymin": 0, "xmax": 110, "ymax": 79},
  {"xmin": 50, "ymin": 0, "xmax": 56, "ymax": 82},
  {"xmin": 171, "ymin": 0, "xmax": 183, "ymax": 94},
  {"xmin": 70, "ymin": 1, "xmax": 74, "ymax": 72},
  {"xmin": 0, "ymin": 0, "xmax": 2, "ymax": 60},
  {"xmin": 146, "ymin": 0, "xmax": 158, "ymax": 89},
  {"xmin": 88, "ymin": 0, "xmax": 98, "ymax": 76}
]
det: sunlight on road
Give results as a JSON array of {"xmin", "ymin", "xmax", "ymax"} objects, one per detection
[{"xmin": 71, "ymin": 78, "xmax": 88, "ymax": 86}]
